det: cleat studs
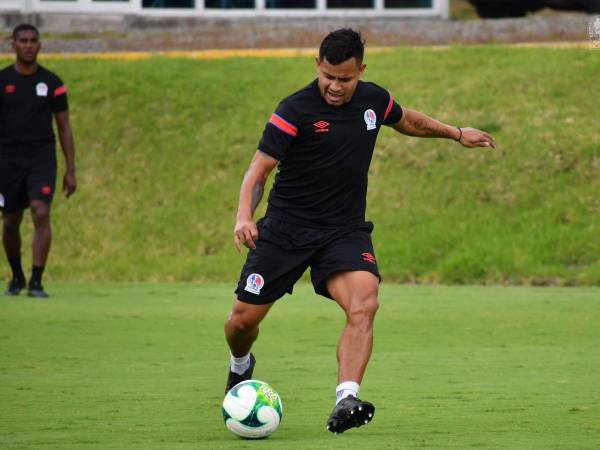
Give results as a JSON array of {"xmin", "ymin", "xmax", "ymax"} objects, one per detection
[
  {"xmin": 350, "ymin": 409, "xmax": 355, "ymax": 415},
  {"xmin": 364, "ymin": 419, "xmax": 369, "ymax": 424},
  {"xmin": 368, "ymin": 413, "xmax": 373, "ymax": 418},
  {"xmin": 358, "ymin": 406, "xmax": 363, "ymax": 412}
]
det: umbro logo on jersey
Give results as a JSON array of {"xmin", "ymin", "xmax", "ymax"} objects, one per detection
[
  {"xmin": 313, "ymin": 120, "xmax": 330, "ymax": 133},
  {"xmin": 4, "ymin": 84, "xmax": 15, "ymax": 94}
]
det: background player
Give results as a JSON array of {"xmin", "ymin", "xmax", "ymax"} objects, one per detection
[
  {"xmin": 0, "ymin": 24, "xmax": 76, "ymax": 298},
  {"xmin": 224, "ymin": 29, "xmax": 495, "ymax": 433}
]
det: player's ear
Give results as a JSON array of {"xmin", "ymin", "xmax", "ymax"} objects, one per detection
[
  {"xmin": 315, "ymin": 57, "xmax": 321, "ymax": 68},
  {"xmin": 359, "ymin": 63, "xmax": 366, "ymax": 75}
]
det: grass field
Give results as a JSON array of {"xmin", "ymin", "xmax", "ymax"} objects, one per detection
[
  {"xmin": 2, "ymin": 45, "xmax": 598, "ymax": 285},
  {"xmin": 1, "ymin": 283, "xmax": 599, "ymax": 449}
]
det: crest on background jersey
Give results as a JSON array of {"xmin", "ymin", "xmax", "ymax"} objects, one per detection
[
  {"xmin": 245, "ymin": 273, "xmax": 265, "ymax": 295},
  {"xmin": 36, "ymin": 82, "xmax": 48, "ymax": 97},
  {"xmin": 364, "ymin": 109, "xmax": 377, "ymax": 131}
]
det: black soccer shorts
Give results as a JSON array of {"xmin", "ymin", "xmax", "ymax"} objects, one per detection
[
  {"xmin": 0, "ymin": 154, "xmax": 57, "ymax": 213},
  {"xmin": 235, "ymin": 217, "xmax": 381, "ymax": 305}
]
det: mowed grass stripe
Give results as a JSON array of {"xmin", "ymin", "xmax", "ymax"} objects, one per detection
[
  {"xmin": 0, "ymin": 283, "xmax": 599, "ymax": 449},
  {"xmin": 0, "ymin": 41, "xmax": 590, "ymax": 61},
  {"xmin": 0, "ymin": 47, "xmax": 393, "ymax": 61}
]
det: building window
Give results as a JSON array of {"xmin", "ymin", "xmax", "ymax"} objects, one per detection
[
  {"xmin": 205, "ymin": 0, "xmax": 255, "ymax": 7},
  {"xmin": 327, "ymin": 0, "xmax": 373, "ymax": 8},
  {"xmin": 266, "ymin": 0, "xmax": 316, "ymax": 7},
  {"xmin": 385, "ymin": 0, "xmax": 432, "ymax": 7},
  {"xmin": 142, "ymin": 0, "xmax": 194, "ymax": 7}
]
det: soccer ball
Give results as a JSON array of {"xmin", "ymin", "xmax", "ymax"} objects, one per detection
[{"xmin": 222, "ymin": 380, "xmax": 283, "ymax": 439}]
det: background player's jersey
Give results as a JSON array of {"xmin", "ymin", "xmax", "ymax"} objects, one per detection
[
  {"xmin": 0, "ymin": 65, "xmax": 68, "ymax": 152},
  {"xmin": 258, "ymin": 79, "xmax": 403, "ymax": 228}
]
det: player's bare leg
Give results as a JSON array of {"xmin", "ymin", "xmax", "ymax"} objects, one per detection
[
  {"xmin": 224, "ymin": 298, "xmax": 273, "ymax": 393},
  {"xmin": 28, "ymin": 200, "xmax": 51, "ymax": 297},
  {"xmin": 2, "ymin": 210, "xmax": 26, "ymax": 295},
  {"xmin": 325, "ymin": 270, "xmax": 379, "ymax": 433}
]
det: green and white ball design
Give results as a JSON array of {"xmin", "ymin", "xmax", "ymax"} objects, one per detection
[{"xmin": 222, "ymin": 380, "xmax": 283, "ymax": 439}]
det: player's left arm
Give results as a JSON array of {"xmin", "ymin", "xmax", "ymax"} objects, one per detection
[
  {"xmin": 54, "ymin": 110, "xmax": 77, "ymax": 198},
  {"xmin": 389, "ymin": 107, "xmax": 496, "ymax": 149}
]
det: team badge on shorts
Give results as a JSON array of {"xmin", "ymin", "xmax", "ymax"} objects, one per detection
[
  {"xmin": 364, "ymin": 109, "xmax": 377, "ymax": 131},
  {"xmin": 245, "ymin": 273, "xmax": 265, "ymax": 295},
  {"xmin": 36, "ymin": 82, "xmax": 48, "ymax": 97}
]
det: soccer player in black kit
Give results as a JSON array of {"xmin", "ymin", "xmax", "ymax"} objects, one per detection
[
  {"xmin": 0, "ymin": 24, "xmax": 76, "ymax": 298},
  {"xmin": 225, "ymin": 29, "xmax": 496, "ymax": 433}
]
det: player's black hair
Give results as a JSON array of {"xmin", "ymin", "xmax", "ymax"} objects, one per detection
[
  {"xmin": 12, "ymin": 24, "xmax": 39, "ymax": 40},
  {"xmin": 319, "ymin": 28, "xmax": 365, "ymax": 66}
]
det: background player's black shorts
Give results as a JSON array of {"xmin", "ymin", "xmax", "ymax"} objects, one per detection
[
  {"xmin": 235, "ymin": 217, "xmax": 381, "ymax": 305},
  {"xmin": 0, "ymin": 148, "xmax": 57, "ymax": 213}
]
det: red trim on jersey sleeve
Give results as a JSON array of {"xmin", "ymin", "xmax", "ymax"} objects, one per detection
[
  {"xmin": 54, "ymin": 86, "xmax": 67, "ymax": 97},
  {"xmin": 383, "ymin": 93, "xmax": 394, "ymax": 121},
  {"xmin": 269, "ymin": 113, "xmax": 298, "ymax": 137}
]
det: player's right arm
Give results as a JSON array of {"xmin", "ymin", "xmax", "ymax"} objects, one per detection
[{"xmin": 234, "ymin": 150, "xmax": 279, "ymax": 252}]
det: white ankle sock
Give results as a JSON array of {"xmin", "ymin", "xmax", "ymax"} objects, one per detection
[
  {"xmin": 230, "ymin": 353, "xmax": 250, "ymax": 375},
  {"xmin": 336, "ymin": 381, "xmax": 360, "ymax": 404}
]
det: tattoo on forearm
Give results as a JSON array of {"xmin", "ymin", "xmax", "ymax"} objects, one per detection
[
  {"xmin": 413, "ymin": 116, "xmax": 452, "ymax": 138},
  {"xmin": 250, "ymin": 182, "xmax": 264, "ymax": 214}
]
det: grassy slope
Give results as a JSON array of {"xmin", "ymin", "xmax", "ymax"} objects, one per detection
[
  {"xmin": 1, "ymin": 47, "xmax": 598, "ymax": 284},
  {"xmin": 1, "ymin": 284, "xmax": 599, "ymax": 449}
]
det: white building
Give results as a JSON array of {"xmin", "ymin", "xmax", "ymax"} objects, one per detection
[{"xmin": 0, "ymin": 0, "xmax": 449, "ymax": 19}]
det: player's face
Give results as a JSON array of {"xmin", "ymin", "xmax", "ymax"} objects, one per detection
[
  {"xmin": 316, "ymin": 57, "xmax": 366, "ymax": 107},
  {"xmin": 12, "ymin": 30, "xmax": 41, "ymax": 65}
]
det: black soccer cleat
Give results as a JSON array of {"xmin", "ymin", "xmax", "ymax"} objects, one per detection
[
  {"xmin": 4, "ymin": 278, "xmax": 26, "ymax": 296},
  {"xmin": 225, "ymin": 353, "xmax": 256, "ymax": 394},
  {"xmin": 326, "ymin": 395, "xmax": 375, "ymax": 434},
  {"xmin": 27, "ymin": 282, "xmax": 49, "ymax": 298}
]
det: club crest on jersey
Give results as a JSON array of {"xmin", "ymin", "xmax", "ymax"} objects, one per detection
[
  {"xmin": 364, "ymin": 109, "xmax": 377, "ymax": 131},
  {"xmin": 36, "ymin": 83, "xmax": 48, "ymax": 97},
  {"xmin": 245, "ymin": 273, "xmax": 265, "ymax": 295},
  {"xmin": 4, "ymin": 84, "xmax": 16, "ymax": 94}
]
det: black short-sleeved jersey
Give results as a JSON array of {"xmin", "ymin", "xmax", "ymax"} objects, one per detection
[
  {"xmin": 0, "ymin": 65, "xmax": 68, "ymax": 152},
  {"xmin": 258, "ymin": 79, "xmax": 403, "ymax": 228}
]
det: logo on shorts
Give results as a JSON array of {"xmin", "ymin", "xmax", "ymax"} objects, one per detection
[
  {"xmin": 4, "ymin": 84, "xmax": 16, "ymax": 94},
  {"xmin": 0, "ymin": 193, "xmax": 4, "ymax": 208},
  {"xmin": 313, "ymin": 120, "xmax": 330, "ymax": 133},
  {"xmin": 36, "ymin": 83, "xmax": 48, "ymax": 97},
  {"xmin": 41, "ymin": 186, "xmax": 52, "ymax": 195},
  {"xmin": 364, "ymin": 109, "xmax": 377, "ymax": 131},
  {"xmin": 244, "ymin": 273, "xmax": 265, "ymax": 295},
  {"xmin": 362, "ymin": 252, "xmax": 376, "ymax": 264}
]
